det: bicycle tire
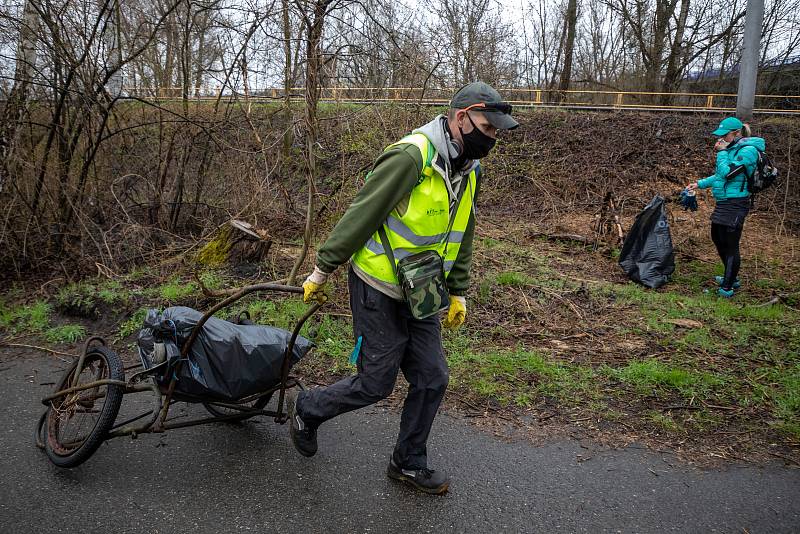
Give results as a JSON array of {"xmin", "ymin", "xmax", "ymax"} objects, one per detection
[
  {"xmin": 44, "ymin": 347, "xmax": 124, "ymax": 468},
  {"xmin": 202, "ymin": 392, "xmax": 272, "ymax": 420}
]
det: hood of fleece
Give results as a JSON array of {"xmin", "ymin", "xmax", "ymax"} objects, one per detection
[
  {"xmin": 413, "ymin": 115, "xmax": 460, "ymax": 164},
  {"xmin": 412, "ymin": 115, "xmax": 478, "ymax": 202},
  {"xmin": 730, "ymin": 136, "xmax": 766, "ymax": 151}
]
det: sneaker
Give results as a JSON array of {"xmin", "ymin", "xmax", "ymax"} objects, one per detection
[
  {"xmin": 287, "ymin": 390, "xmax": 317, "ymax": 457},
  {"xmin": 714, "ymin": 276, "xmax": 741, "ymax": 289},
  {"xmin": 387, "ymin": 457, "xmax": 449, "ymax": 495},
  {"xmin": 718, "ymin": 287, "xmax": 735, "ymax": 298}
]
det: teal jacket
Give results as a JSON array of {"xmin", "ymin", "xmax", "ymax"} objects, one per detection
[{"xmin": 697, "ymin": 137, "xmax": 765, "ymax": 200}]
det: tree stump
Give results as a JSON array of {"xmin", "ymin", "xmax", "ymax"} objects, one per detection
[{"xmin": 196, "ymin": 220, "xmax": 272, "ymax": 266}]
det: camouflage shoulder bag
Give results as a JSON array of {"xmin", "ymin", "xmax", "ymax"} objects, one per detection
[{"xmin": 378, "ymin": 227, "xmax": 449, "ymax": 320}]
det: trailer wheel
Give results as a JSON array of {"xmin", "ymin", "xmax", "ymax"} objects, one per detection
[
  {"xmin": 202, "ymin": 392, "xmax": 273, "ymax": 421},
  {"xmin": 44, "ymin": 347, "xmax": 124, "ymax": 468}
]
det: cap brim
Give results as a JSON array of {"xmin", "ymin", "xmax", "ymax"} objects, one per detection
[
  {"xmin": 711, "ymin": 127, "xmax": 730, "ymax": 136},
  {"xmin": 484, "ymin": 111, "xmax": 519, "ymax": 130}
]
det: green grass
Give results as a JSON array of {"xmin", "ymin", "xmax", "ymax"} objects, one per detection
[
  {"xmin": 56, "ymin": 279, "xmax": 130, "ymax": 315},
  {"xmin": 245, "ymin": 297, "xmax": 354, "ymax": 364},
  {"xmin": 158, "ymin": 279, "xmax": 197, "ymax": 302},
  {"xmin": 597, "ymin": 274, "xmax": 799, "ymax": 364},
  {"xmin": 479, "ymin": 237, "xmax": 502, "ymax": 249},
  {"xmin": 447, "ymin": 346, "xmax": 596, "ymax": 406},
  {"xmin": 56, "ymin": 282, "xmax": 97, "ymax": 317},
  {"xmin": 495, "ymin": 271, "xmax": 534, "ymax": 287},
  {"xmin": 117, "ymin": 307, "xmax": 150, "ymax": 340},
  {"xmin": 44, "ymin": 324, "xmax": 87, "ymax": 344},
  {"xmin": 198, "ymin": 270, "xmax": 224, "ymax": 291},
  {"xmin": 752, "ymin": 364, "xmax": 800, "ymax": 439},
  {"xmin": 476, "ymin": 279, "xmax": 493, "ymax": 304},
  {"xmin": 245, "ymin": 299, "xmax": 308, "ymax": 331},
  {"xmin": 312, "ymin": 315, "xmax": 353, "ymax": 362},
  {"xmin": 124, "ymin": 266, "xmax": 153, "ymax": 282},
  {"xmin": 648, "ymin": 411, "xmax": 681, "ymax": 432},
  {"xmin": 0, "ymin": 300, "xmax": 51, "ymax": 333},
  {"xmin": 97, "ymin": 280, "xmax": 128, "ymax": 305},
  {"xmin": 607, "ymin": 359, "xmax": 726, "ymax": 399}
]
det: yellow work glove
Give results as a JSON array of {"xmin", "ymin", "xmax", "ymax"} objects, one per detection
[
  {"xmin": 443, "ymin": 295, "xmax": 466, "ymax": 329},
  {"xmin": 302, "ymin": 266, "xmax": 330, "ymax": 304}
]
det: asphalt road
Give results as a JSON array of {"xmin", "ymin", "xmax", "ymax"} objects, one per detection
[{"xmin": 1, "ymin": 352, "xmax": 798, "ymax": 533}]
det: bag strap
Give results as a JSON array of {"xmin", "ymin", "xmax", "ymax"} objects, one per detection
[
  {"xmin": 442, "ymin": 168, "xmax": 477, "ymax": 255},
  {"xmin": 378, "ymin": 165, "xmax": 477, "ymax": 272},
  {"xmin": 377, "ymin": 225, "xmax": 397, "ymax": 273},
  {"xmin": 737, "ymin": 147, "xmax": 765, "ymax": 193}
]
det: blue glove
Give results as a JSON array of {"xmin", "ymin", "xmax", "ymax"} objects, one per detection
[{"xmin": 679, "ymin": 188, "xmax": 698, "ymax": 211}]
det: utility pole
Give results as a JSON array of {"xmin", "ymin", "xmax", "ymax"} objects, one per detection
[{"xmin": 736, "ymin": 0, "xmax": 765, "ymax": 120}]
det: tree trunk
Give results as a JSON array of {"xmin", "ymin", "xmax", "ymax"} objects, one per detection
[
  {"xmin": 104, "ymin": 0, "xmax": 123, "ymax": 96},
  {"xmin": 283, "ymin": 0, "xmax": 294, "ymax": 159},
  {"xmin": 180, "ymin": 0, "xmax": 191, "ymax": 116},
  {"xmin": 288, "ymin": 0, "xmax": 332, "ymax": 285},
  {"xmin": 194, "ymin": 12, "xmax": 207, "ymax": 97},
  {"xmin": 1, "ymin": 0, "xmax": 39, "ymax": 195},
  {"xmin": 660, "ymin": 0, "xmax": 691, "ymax": 103},
  {"xmin": 645, "ymin": 0, "xmax": 678, "ymax": 94},
  {"xmin": 558, "ymin": 0, "xmax": 578, "ymax": 92}
]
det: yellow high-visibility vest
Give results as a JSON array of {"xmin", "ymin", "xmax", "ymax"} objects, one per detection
[{"xmin": 351, "ymin": 133, "xmax": 478, "ymax": 284}]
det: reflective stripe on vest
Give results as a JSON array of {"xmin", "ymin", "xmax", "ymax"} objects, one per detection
[{"xmin": 351, "ymin": 132, "xmax": 477, "ymax": 285}]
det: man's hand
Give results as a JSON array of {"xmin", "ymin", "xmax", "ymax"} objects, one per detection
[
  {"xmin": 302, "ymin": 266, "xmax": 330, "ymax": 304},
  {"xmin": 443, "ymin": 295, "xmax": 466, "ymax": 329}
]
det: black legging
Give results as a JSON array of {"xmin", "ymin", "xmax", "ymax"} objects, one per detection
[{"xmin": 710, "ymin": 223, "xmax": 743, "ymax": 289}]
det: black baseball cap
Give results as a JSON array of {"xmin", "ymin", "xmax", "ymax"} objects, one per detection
[{"xmin": 450, "ymin": 81, "xmax": 519, "ymax": 130}]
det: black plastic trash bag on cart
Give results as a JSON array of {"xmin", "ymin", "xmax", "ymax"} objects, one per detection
[
  {"xmin": 137, "ymin": 306, "xmax": 314, "ymax": 401},
  {"xmin": 618, "ymin": 195, "xmax": 675, "ymax": 289}
]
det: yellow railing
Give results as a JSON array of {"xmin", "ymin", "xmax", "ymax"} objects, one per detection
[{"xmin": 121, "ymin": 86, "xmax": 800, "ymax": 113}]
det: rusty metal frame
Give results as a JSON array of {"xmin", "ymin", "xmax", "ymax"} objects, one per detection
[{"xmin": 39, "ymin": 283, "xmax": 324, "ymax": 451}]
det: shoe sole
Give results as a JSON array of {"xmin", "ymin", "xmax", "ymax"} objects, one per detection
[
  {"xmin": 387, "ymin": 467, "xmax": 449, "ymax": 495},
  {"xmin": 287, "ymin": 390, "xmax": 317, "ymax": 458}
]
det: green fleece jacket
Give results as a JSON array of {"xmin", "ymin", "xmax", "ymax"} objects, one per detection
[{"xmin": 316, "ymin": 144, "xmax": 479, "ymax": 296}]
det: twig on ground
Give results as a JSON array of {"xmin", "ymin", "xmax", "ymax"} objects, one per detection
[
  {"xmin": 0, "ymin": 342, "xmax": 74, "ymax": 360},
  {"xmin": 756, "ymin": 296, "xmax": 780, "ymax": 307}
]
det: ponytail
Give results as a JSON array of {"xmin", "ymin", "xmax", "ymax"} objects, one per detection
[{"xmin": 742, "ymin": 123, "xmax": 752, "ymax": 137}]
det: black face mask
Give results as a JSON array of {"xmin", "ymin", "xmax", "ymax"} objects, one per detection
[{"xmin": 459, "ymin": 112, "xmax": 496, "ymax": 160}]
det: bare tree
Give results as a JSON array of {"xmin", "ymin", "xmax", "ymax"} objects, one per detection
[
  {"xmin": 0, "ymin": 0, "xmax": 38, "ymax": 194},
  {"xmin": 431, "ymin": 0, "xmax": 516, "ymax": 86},
  {"xmin": 558, "ymin": 0, "xmax": 579, "ymax": 90},
  {"xmin": 288, "ymin": 0, "xmax": 340, "ymax": 284}
]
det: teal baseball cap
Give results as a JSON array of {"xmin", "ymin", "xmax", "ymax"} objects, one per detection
[{"xmin": 712, "ymin": 117, "xmax": 744, "ymax": 136}]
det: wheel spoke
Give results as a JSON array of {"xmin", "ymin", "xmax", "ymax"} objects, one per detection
[{"xmin": 52, "ymin": 354, "xmax": 111, "ymax": 452}]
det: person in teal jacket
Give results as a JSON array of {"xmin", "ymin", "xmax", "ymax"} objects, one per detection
[{"xmin": 687, "ymin": 116, "xmax": 766, "ymax": 297}]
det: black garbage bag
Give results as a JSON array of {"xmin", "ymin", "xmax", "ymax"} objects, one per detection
[
  {"xmin": 618, "ymin": 195, "xmax": 675, "ymax": 289},
  {"xmin": 137, "ymin": 306, "xmax": 314, "ymax": 401}
]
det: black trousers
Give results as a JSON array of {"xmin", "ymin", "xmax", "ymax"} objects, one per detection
[
  {"xmin": 297, "ymin": 267, "xmax": 449, "ymax": 470},
  {"xmin": 710, "ymin": 223, "xmax": 744, "ymax": 289}
]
